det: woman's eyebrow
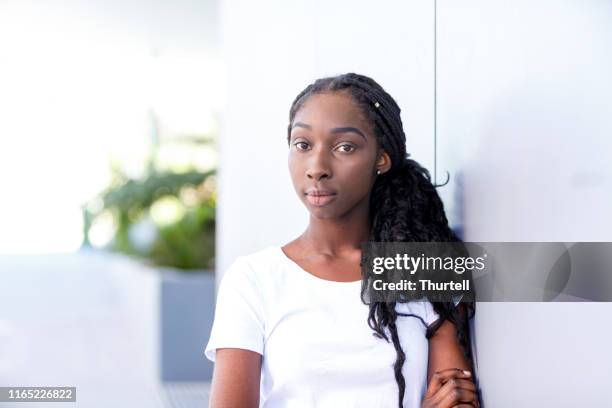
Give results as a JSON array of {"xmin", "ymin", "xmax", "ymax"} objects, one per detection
[
  {"xmin": 290, "ymin": 122, "xmax": 367, "ymax": 140},
  {"xmin": 291, "ymin": 122, "xmax": 311, "ymax": 130},
  {"xmin": 330, "ymin": 127, "xmax": 367, "ymax": 140}
]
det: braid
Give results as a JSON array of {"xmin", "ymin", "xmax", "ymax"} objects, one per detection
[
  {"xmin": 287, "ymin": 73, "xmax": 475, "ymax": 407},
  {"xmin": 387, "ymin": 306, "xmax": 407, "ymax": 406}
]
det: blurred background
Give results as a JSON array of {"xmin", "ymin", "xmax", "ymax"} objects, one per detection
[{"xmin": 0, "ymin": 0, "xmax": 611, "ymax": 407}]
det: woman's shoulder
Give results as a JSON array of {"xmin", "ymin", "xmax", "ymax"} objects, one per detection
[
  {"xmin": 233, "ymin": 245, "xmax": 284, "ymax": 272},
  {"xmin": 223, "ymin": 246, "xmax": 287, "ymax": 287},
  {"xmin": 242, "ymin": 245, "xmax": 282, "ymax": 263}
]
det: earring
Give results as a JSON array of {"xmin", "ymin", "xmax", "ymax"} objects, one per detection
[{"xmin": 376, "ymin": 169, "xmax": 381, "ymax": 175}]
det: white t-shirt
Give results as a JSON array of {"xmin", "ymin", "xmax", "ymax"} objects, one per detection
[{"xmin": 204, "ymin": 246, "xmax": 440, "ymax": 408}]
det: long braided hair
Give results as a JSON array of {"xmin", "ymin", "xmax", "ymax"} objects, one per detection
[{"xmin": 286, "ymin": 73, "xmax": 476, "ymax": 407}]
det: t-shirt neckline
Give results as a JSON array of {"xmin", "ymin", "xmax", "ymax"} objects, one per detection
[{"xmin": 273, "ymin": 246, "xmax": 363, "ymax": 286}]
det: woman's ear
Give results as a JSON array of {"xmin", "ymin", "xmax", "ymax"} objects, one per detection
[{"xmin": 376, "ymin": 151, "xmax": 392, "ymax": 175}]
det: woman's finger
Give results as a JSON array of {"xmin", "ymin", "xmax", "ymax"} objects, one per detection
[
  {"xmin": 424, "ymin": 368, "xmax": 472, "ymax": 398},
  {"xmin": 446, "ymin": 379, "xmax": 476, "ymax": 393},
  {"xmin": 435, "ymin": 380, "xmax": 479, "ymax": 408}
]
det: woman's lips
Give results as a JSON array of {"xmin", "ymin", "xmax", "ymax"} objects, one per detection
[{"xmin": 305, "ymin": 193, "xmax": 337, "ymax": 206}]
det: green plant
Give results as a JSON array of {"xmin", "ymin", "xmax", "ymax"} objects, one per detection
[{"xmin": 84, "ymin": 167, "xmax": 216, "ymax": 271}]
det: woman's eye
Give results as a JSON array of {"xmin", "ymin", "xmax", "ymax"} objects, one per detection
[
  {"xmin": 336, "ymin": 144, "xmax": 356, "ymax": 153},
  {"xmin": 294, "ymin": 141, "xmax": 310, "ymax": 151}
]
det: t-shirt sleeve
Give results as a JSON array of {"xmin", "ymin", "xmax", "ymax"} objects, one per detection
[
  {"xmin": 421, "ymin": 300, "xmax": 440, "ymax": 326},
  {"xmin": 204, "ymin": 256, "xmax": 265, "ymax": 362},
  {"xmin": 396, "ymin": 298, "xmax": 440, "ymax": 328}
]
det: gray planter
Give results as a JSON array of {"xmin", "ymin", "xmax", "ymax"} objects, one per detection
[{"xmin": 159, "ymin": 268, "xmax": 216, "ymax": 382}]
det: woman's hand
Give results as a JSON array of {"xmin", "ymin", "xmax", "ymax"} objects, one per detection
[{"xmin": 421, "ymin": 368, "xmax": 480, "ymax": 408}]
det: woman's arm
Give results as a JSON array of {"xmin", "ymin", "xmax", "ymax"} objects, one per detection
[
  {"xmin": 209, "ymin": 348, "xmax": 262, "ymax": 408},
  {"xmin": 421, "ymin": 305, "xmax": 480, "ymax": 407},
  {"xmin": 427, "ymin": 318, "xmax": 471, "ymax": 381}
]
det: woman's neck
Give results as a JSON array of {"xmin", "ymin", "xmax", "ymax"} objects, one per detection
[{"xmin": 299, "ymin": 204, "xmax": 370, "ymax": 257}]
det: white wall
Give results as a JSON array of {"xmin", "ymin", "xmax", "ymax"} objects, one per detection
[
  {"xmin": 437, "ymin": 0, "xmax": 612, "ymax": 236},
  {"xmin": 217, "ymin": 0, "xmax": 435, "ymax": 275},
  {"xmin": 436, "ymin": 1, "xmax": 612, "ymax": 406}
]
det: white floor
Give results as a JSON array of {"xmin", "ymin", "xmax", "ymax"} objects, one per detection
[{"xmin": 0, "ymin": 249, "xmax": 210, "ymax": 407}]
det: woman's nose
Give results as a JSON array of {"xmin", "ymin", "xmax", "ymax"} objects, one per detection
[
  {"xmin": 306, "ymin": 151, "xmax": 331, "ymax": 180},
  {"xmin": 307, "ymin": 168, "xmax": 330, "ymax": 180}
]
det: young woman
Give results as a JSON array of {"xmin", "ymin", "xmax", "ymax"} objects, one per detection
[{"xmin": 205, "ymin": 73, "xmax": 479, "ymax": 408}]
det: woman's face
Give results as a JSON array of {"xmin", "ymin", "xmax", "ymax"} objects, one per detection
[{"xmin": 288, "ymin": 91, "xmax": 389, "ymax": 219}]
